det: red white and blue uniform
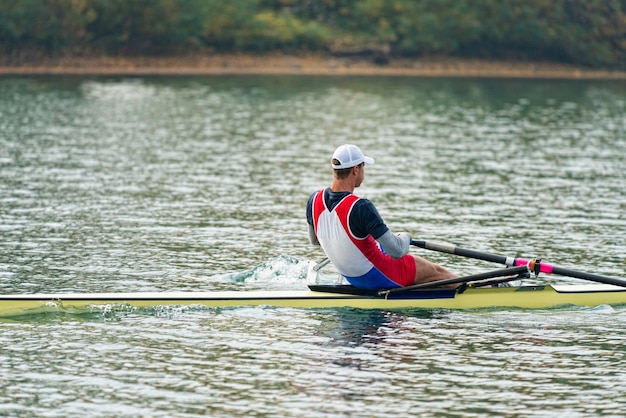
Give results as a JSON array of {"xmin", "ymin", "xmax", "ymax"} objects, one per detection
[{"xmin": 306, "ymin": 188, "xmax": 416, "ymax": 290}]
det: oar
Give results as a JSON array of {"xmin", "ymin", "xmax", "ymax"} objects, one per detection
[
  {"xmin": 379, "ymin": 265, "xmax": 530, "ymax": 296},
  {"xmin": 411, "ymin": 240, "xmax": 626, "ymax": 288},
  {"xmin": 312, "ymin": 257, "xmax": 330, "ymax": 272}
]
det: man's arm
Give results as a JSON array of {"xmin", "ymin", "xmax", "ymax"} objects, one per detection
[
  {"xmin": 377, "ymin": 231, "xmax": 411, "ymax": 258},
  {"xmin": 306, "ymin": 192, "xmax": 320, "ymax": 245},
  {"xmin": 351, "ymin": 199, "xmax": 410, "ymax": 258},
  {"xmin": 308, "ymin": 223, "xmax": 320, "ymax": 245}
]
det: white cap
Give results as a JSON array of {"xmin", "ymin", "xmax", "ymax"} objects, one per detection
[{"xmin": 330, "ymin": 144, "xmax": 375, "ymax": 169}]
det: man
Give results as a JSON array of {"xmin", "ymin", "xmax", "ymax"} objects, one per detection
[{"xmin": 306, "ymin": 144, "xmax": 457, "ymax": 290}]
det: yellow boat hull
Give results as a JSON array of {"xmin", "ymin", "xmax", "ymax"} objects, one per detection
[{"xmin": 1, "ymin": 284, "xmax": 626, "ymax": 316}]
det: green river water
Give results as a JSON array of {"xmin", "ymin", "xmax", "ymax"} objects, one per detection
[{"xmin": 1, "ymin": 75, "xmax": 625, "ymax": 417}]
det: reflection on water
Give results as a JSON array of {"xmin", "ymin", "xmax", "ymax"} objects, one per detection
[
  {"xmin": 1, "ymin": 293, "xmax": 626, "ymax": 416},
  {"xmin": 1, "ymin": 76, "xmax": 625, "ymax": 416}
]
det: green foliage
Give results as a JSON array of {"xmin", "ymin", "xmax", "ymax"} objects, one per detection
[
  {"xmin": 200, "ymin": 0, "xmax": 261, "ymax": 50},
  {"xmin": 0, "ymin": 0, "xmax": 91, "ymax": 51},
  {"xmin": 463, "ymin": 0, "xmax": 626, "ymax": 66},
  {"xmin": 85, "ymin": 0, "xmax": 210, "ymax": 52},
  {"xmin": 0, "ymin": 0, "xmax": 624, "ymax": 68}
]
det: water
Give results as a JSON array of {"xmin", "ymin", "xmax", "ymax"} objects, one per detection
[{"xmin": 1, "ymin": 75, "xmax": 625, "ymax": 416}]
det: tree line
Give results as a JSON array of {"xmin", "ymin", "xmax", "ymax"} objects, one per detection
[{"xmin": 1, "ymin": 0, "xmax": 624, "ymax": 68}]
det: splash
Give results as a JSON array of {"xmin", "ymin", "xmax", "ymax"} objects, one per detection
[
  {"xmin": 306, "ymin": 258, "xmax": 344, "ymax": 285},
  {"xmin": 227, "ymin": 255, "xmax": 314, "ymax": 289}
]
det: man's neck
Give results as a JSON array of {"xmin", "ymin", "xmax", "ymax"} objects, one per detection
[{"xmin": 330, "ymin": 179, "xmax": 354, "ymax": 194}]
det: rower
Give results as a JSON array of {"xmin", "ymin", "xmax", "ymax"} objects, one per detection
[{"xmin": 306, "ymin": 144, "xmax": 458, "ymax": 291}]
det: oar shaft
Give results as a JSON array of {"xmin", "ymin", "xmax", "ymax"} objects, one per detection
[
  {"xmin": 380, "ymin": 265, "xmax": 529, "ymax": 296},
  {"xmin": 548, "ymin": 265, "xmax": 622, "ymax": 285},
  {"xmin": 312, "ymin": 258, "xmax": 330, "ymax": 272},
  {"xmin": 411, "ymin": 240, "xmax": 626, "ymax": 287},
  {"xmin": 412, "ymin": 240, "xmax": 514, "ymax": 265}
]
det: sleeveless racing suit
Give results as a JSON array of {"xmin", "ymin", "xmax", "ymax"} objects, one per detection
[{"xmin": 309, "ymin": 188, "xmax": 416, "ymax": 290}]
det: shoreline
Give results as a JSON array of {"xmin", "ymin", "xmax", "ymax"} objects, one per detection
[{"xmin": 1, "ymin": 53, "xmax": 625, "ymax": 79}]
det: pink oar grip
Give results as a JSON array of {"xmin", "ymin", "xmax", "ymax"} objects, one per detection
[{"xmin": 515, "ymin": 258, "xmax": 554, "ymax": 274}]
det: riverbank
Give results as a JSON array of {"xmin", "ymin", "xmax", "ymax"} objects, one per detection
[{"xmin": 1, "ymin": 53, "xmax": 625, "ymax": 79}]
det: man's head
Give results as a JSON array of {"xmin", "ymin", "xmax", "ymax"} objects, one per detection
[
  {"xmin": 331, "ymin": 144, "xmax": 374, "ymax": 169},
  {"xmin": 330, "ymin": 144, "xmax": 375, "ymax": 183}
]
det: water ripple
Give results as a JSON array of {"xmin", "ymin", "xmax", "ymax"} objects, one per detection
[{"xmin": 1, "ymin": 76, "xmax": 625, "ymax": 416}]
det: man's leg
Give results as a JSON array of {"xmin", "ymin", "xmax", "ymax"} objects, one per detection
[{"xmin": 412, "ymin": 255, "xmax": 458, "ymax": 285}]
